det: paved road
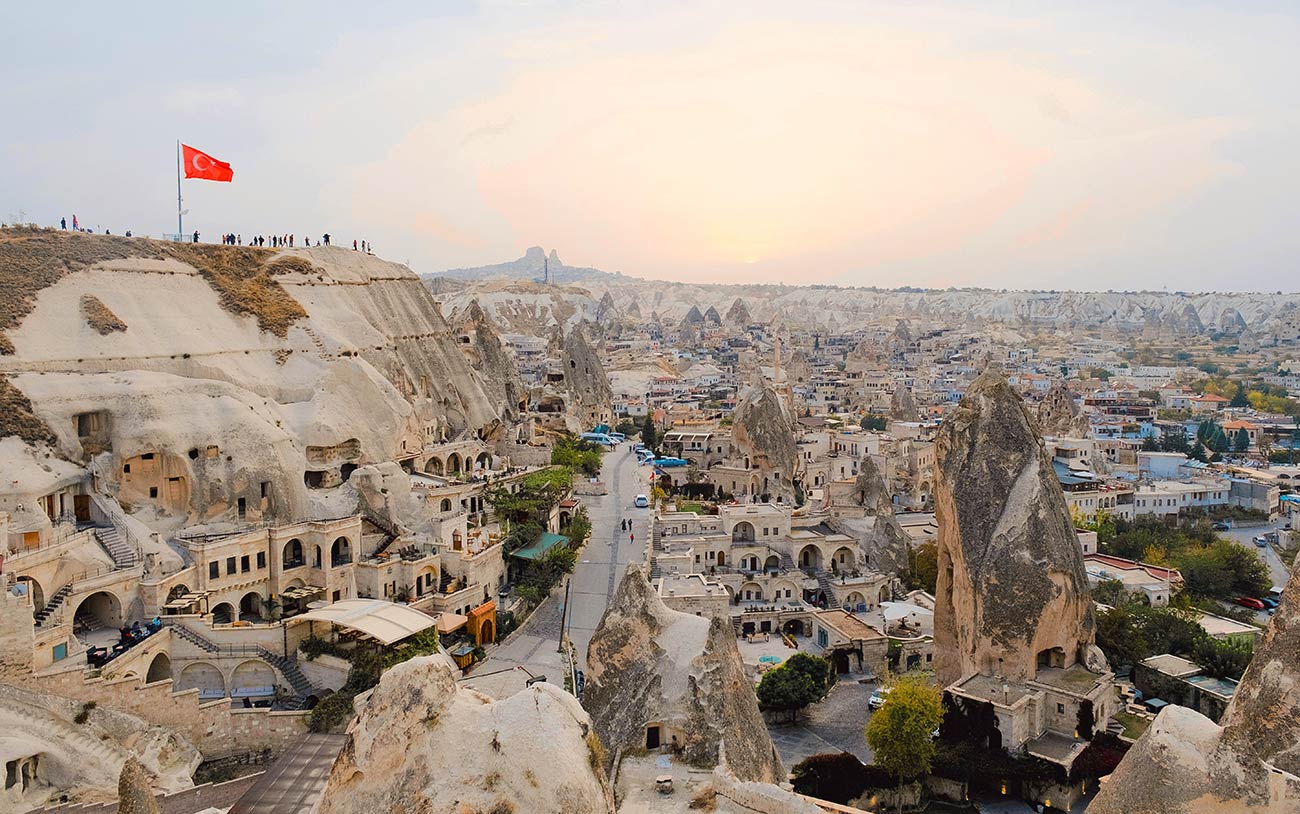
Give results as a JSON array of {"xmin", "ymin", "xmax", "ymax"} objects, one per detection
[
  {"xmin": 462, "ymin": 445, "xmax": 649, "ymax": 698},
  {"xmin": 769, "ymin": 677, "xmax": 877, "ymax": 771},
  {"xmin": 1219, "ymin": 519, "xmax": 1292, "ymax": 625}
]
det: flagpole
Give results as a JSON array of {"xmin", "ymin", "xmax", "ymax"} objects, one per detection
[{"xmin": 176, "ymin": 140, "xmax": 183, "ymax": 239}]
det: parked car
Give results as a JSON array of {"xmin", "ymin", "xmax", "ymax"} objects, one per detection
[
  {"xmin": 867, "ymin": 688, "xmax": 892, "ymax": 710},
  {"xmin": 1212, "ymin": 522, "xmax": 1231, "ymax": 531},
  {"xmin": 1261, "ymin": 597, "xmax": 1280, "ymax": 611},
  {"xmin": 634, "ymin": 494, "xmax": 649, "ymax": 508},
  {"xmin": 1234, "ymin": 596, "xmax": 1267, "ymax": 610},
  {"xmin": 1253, "ymin": 535, "xmax": 1268, "ymax": 548}
]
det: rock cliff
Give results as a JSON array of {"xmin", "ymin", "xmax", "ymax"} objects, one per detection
[
  {"xmin": 451, "ymin": 299, "xmax": 528, "ymax": 421},
  {"xmin": 560, "ymin": 324, "xmax": 614, "ymax": 429},
  {"xmin": 320, "ymin": 654, "xmax": 615, "ymax": 814},
  {"xmin": 116, "ymin": 758, "xmax": 160, "ymax": 814},
  {"xmin": 0, "ymin": 228, "xmax": 509, "ymax": 529},
  {"xmin": 1089, "ymin": 558, "xmax": 1300, "ymax": 814},
  {"xmin": 932, "ymin": 371, "xmax": 1099, "ymax": 685},
  {"xmin": 837, "ymin": 455, "xmax": 910, "ymax": 574},
  {"xmin": 583, "ymin": 566, "xmax": 783, "ymax": 783}
]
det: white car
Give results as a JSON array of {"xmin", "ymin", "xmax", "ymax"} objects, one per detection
[
  {"xmin": 867, "ymin": 688, "xmax": 891, "ymax": 710},
  {"xmin": 633, "ymin": 494, "xmax": 649, "ymax": 508}
]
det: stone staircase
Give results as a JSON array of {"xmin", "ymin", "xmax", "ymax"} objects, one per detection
[
  {"xmin": 165, "ymin": 620, "xmax": 221, "ymax": 653},
  {"xmin": 257, "ymin": 648, "xmax": 317, "ymax": 708},
  {"xmin": 780, "ymin": 552, "xmax": 796, "ymax": 571},
  {"xmin": 34, "ymin": 584, "xmax": 73, "ymax": 627},
  {"xmin": 93, "ymin": 526, "xmax": 137, "ymax": 568},
  {"xmin": 815, "ymin": 570, "xmax": 834, "ymax": 605},
  {"xmin": 648, "ymin": 525, "xmax": 664, "ymax": 580},
  {"xmin": 164, "ymin": 622, "xmax": 320, "ymax": 707}
]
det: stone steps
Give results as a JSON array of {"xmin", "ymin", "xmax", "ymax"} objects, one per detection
[
  {"xmin": 93, "ymin": 526, "xmax": 137, "ymax": 569},
  {"xmin": 35, "ymin": 584, "xmax": 73, "ymax": 626}
]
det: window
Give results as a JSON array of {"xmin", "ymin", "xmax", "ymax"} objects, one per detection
[
  {"xmin": 1057, "ymin": 703, "xmax": 1066, "ymax": 715},
  {"xmin": 209, "ymin": 562, "xmax": 219, "ymax": 580},
  {"xmin": 226, "ymin": 556, "xmax": 237, "ymax": 575},
  {"xmin": 261, "ymin": 481, "xmax": 270, "ymax": 498},
  {"xmin": 256, "ymin": 552, "xmax": 266, "ymax": 569},
  {"xmin": 240, "ymin": 555, "xmax": 250, "ymax": 573},
  {"xmin": 122, "ymin": 463, "xmax": 131, "ymax": 474},
  {"xmin": 149, "ymin": 487, "xmax": 159, "ymax": 498}
]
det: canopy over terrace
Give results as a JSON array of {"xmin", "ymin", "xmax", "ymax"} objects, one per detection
[{"xmin": 293, "ymin": 599, "xmax": 436, "ymax": 645}]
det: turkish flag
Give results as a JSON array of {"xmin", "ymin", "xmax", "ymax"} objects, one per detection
[{"xmin": 182, "ymin": 144, "xmax": 234, "ymax": 182}]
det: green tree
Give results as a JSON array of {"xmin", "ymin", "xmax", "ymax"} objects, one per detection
[
  {"xmin": 551, "ymin": 433, "xmax": 604, "ymax": 477},
  {"xmin": 1192, "ymin": 636, "xmax": 1253, "ymax": 680},
  {"xmin": 1095, "ymin": 606, "xmax": 1149, "ymax": 670},
  {"xmin": 783, "ymin": 652, "xmax": 835, "ymax": 701},
  {"xmin": 860, "ymin": 414, "xmax": 887, "ymax": 431},
  {"xmin": 904, "ymin": 541, "xmax": 938, "ymax": 593},
  {"xmin": 1233, "ymin": 428, "xmax": 1250, "ymax": 453},
  {"xmin": 1160, "ymin": 428, "xmax": 1190, "ymax": 454},
  {"xmin": 866, "ymin": 678, "xmax": 944, "ymax": 814},
  {"xmin": 756, "ymin": 663, "xmax": 820, "ymax": 723},
  {"xmin": 640, "ymin": 414, "xmax": 658, "ymax": 452},
  {"xmin": 1188, "ymin": 443, "xmax": 1208, "ymax": 463},
  {"xmin": 1230, "ymin": 388, "xmax": 1250, "ymax": 409},
  {"xmin": 1092, "ymin": 578, "xmax": 1129, "ymax": 607}
]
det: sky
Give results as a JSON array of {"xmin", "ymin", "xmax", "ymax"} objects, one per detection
[{"xmin": 3, "ymin": 1, "xmax": 1298, "ymax": 291}]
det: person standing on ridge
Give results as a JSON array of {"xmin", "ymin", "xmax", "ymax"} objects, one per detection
[
  {"xmin": 192, "ymin": 230, "xmax": 199, "ymax": 243},
  {"xmin": 60, "ymin": 217, "xmax": 66, "ymax": 229},
  {"xmin": 323, "ymin": 233, "xmax": 330, "ymax": 246}
]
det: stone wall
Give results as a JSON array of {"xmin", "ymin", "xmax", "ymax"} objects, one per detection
[
  {"xmin": 16, "ymin": 666, "xmax": 308, "ymax": 757},
  {"xmin": 0, "ymin": 589, "xmax": 35, "ymax": 680}
]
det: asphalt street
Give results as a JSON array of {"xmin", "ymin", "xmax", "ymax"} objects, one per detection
[{"xmin": 461, "ymin": 444, "xmax": 649, "ymax": 699}]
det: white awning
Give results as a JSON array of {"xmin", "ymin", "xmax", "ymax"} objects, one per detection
[{"xmin": 293, "ymin": 599, "xmax": 436, "ymax": 645}]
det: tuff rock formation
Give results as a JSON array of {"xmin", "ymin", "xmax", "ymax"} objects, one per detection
[
  {"xmin": 451, "ymin": 299, "xmax": 528, "ymax": 421},
  {"xmin": 889, "ymin": 386, "xmax": 920, "ymax": 422},
  {"xmin": 1036, "ymin": 379, "xmax": 1089, "ymax": 437},
  {"xmin": 725, "ymin": 298, "xmax": 752, "ymax": 326},
  {"xmin": 116, "ymin": 758, "xmax": 160, "ymax": 814},
  {"xmin": 730, "ymin": 378, "xmax": 801, "ymax": 499},
  {"xmin": 933, "ymin": 371, "xmax": 1101, "ymax": 685},
  {"xmin": 1089, "ymin": 559, "xmax": 1300, "ymax": 814},
  {"xmin": 703, "ymin": 304, "xmax": 722, "ymax": 325},
  {"xmin": 836, "ymin": 454, "xmax": 910, "ymax": 574},
  {"xmin": 320, "ymin": 654, "xmax": 614, "ymax": 814},
  {"xmin": 0, "ymin": 230, "xmax": 510, "ymax": 530},
  {"xmin": 681, "ymin": 305, "xmax": 705, "ymax": 326},
  {"xmin": 583, "ymin": 565, "xmax": 783, "ymax": 783},
  {"xmin": 560, "ymin": 324, "xmax": 615, "ymax": 429}
]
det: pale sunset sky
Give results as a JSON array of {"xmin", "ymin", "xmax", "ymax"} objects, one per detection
[{"xmin": 3, "ymin": 1, "xmax": 1298, "ymax": 291}]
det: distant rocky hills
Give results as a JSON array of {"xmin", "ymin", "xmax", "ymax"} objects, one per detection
[{"xmin": 428, "ymin": 248, "xmax": 1300, "ymax": 340}]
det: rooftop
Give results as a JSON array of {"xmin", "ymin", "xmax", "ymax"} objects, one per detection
[
  {"xmin": 1032, "ymin": 665, "xmax": 1109, "ymax": 695},
  {"xmin": 1140, "ymin": 653, "xmax": 1201, "ymax": 676}
]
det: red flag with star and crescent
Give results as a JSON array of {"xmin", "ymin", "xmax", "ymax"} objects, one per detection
[{"xmin": 182, "ymin": 144, "xmax": 234, "ymax": 182}]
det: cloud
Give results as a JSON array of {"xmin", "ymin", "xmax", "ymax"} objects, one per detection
[{"xmin": 340, "ymin": 12, "xmax": 1238, "ymax": 287}]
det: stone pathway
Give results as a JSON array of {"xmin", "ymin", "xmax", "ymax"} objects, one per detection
[{"xmin": 768, "ymin": 677, "xmax": 877, "ymax": 771}]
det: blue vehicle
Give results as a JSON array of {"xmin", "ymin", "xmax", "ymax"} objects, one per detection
[
  {"xmin": 653, "ymin": 456, "xmax": 688, "ymax": 468},
  {"xmin": 579, "ymin": 432, "xmax": 617, "ymax": 447}
]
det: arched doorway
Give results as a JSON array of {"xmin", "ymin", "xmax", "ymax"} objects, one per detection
[
  {"xmin": 16, "ymin": 576, "xmax": 43, "ymax": 616},
  {"xmin": 716, "ymin": 550, "xmax": 726, "ymax": 566},
  {"xmin": 239, "ymin": 592, "xmax": 263, "ymax": 621},
  {"xmin": 783, "ymin": 619, "xmax": 805, "ymax": 636},
  {"xmin": 479, "ymin": 619, "xmax": 496, "ymax": 644},
  {"xmin": 211, "ymin": 602, "xmax": 235, "ymax": 624},
  {"xmin": 832, "ymin": 547, "xmax": 855, "ymax": 572},
  {"xmin": 476, "ymin": 452, "xmax": 492, "ymax": 471},
  {"xmin": 732, "ymin": 521, "xmax": 755, "ymax": 543},
  {"xmin": 439, "ymin": 498, "xmax": 452, "ymax": 513},
  {"xmin": 146, "ymin": 652, "xmax": 171, "ymax": 683},
  {"xmin": 166, "ymin": 584, "xmax": 191, "ymax": 602},
  {"xmin": 283, "ymin": 538, "xmax": 304, "ymax": 569},
  {"xmin": 74, "ymin": 591, "xmax": 122, "ymax": 630},
  {"xmin": 447, "ymin": 453, "xmax": 462, "ymax": 475},
  {"xmin": 426, "ymin": 457, "xmax": 444, "ymax": 476},
  {"xmin": 798, "ymin": 545, "xmax": 822, "ymax": 571},
  {"xmin": 178, "ymin": 662, "xmax": 224, "ymax": 698},
  {"xmin": 231, "ymin": 660, "xmax": 276, "ymax": 696},
  {"xmin": 416, "ymin": 566, "xmax": 438, "ymax": 597},
  {"xmin": 764, "ymin": 555, "xmax": 781, "ymax": 572},
  {"xmin": 740, "ymin": 582, "xmax": 763, "ymax": 601},
  {"xmin": 845, "ymin": 591, "xmax": 866, "ymax": 610},
  {"xmin": 331, "ymin": 537, "xmax": 352, "ymax": 567}
]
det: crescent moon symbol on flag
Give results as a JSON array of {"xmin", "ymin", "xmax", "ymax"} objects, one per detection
[{"xmin": 192, "ymin": 154, "xmax": 213, "ymax": 172}]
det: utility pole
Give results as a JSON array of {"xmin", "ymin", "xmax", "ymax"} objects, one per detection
[{"xmin": 543, "ymin": 254, "xmax": 549, "ymax": 285}]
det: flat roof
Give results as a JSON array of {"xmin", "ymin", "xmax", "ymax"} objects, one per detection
[
  {"xmin": 1141, "ymin": 653, "xmax": 1201, "ymax": 676},
  {"xmin": 295, "ymin": 599, "xmax": 437, "ymax": 645},
  {"xmin": 1196, "ymin": 611, "xmax": 1262, "ymax": 639},
  {"xmin": 814, "ymin": 609, "xmax": 886, "ymax": 641},
  {"xmin": 510, "ymin": 532, "xmax": 570, "ymax": 561}
]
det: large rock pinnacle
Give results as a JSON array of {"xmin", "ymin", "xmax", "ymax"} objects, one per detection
[
  {"xmin": 932, "ymin": 371, "xmax": 1097, "ymax": 685},
  {"xmin": 117, "ymin": 758, "xmax": 160, "ymax": 814},
  {"xmin": 583, "ymin": 565, "xmax": 783, "ymax": 783}
]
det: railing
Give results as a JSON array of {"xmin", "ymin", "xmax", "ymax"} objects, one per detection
[{"xmin": 88, "ymin": 493, "xmax": 144, "ymax": 561}]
